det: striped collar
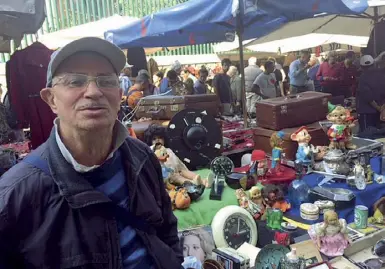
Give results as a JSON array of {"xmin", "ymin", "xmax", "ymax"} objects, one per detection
[{"xmin": 54, "ymin": 118, "xmax": 129, "ymax": 173}]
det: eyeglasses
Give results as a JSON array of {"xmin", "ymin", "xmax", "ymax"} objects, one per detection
[{"xmin": 53, "ymin": 73, "xmax": 120, "ymax": 89}]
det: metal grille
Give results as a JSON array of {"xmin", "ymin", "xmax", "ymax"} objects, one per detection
[{"xmin": 0, "ymin": 0, "xmax": 214, "ymax": 62}]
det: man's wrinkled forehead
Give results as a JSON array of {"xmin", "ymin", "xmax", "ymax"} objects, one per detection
[{"xmin": 55, "ymin": 51, "xmax": 116, "ymax": 76}]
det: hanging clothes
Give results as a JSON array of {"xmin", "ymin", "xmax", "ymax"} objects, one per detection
[
  {"xmin": 147, "ymin": 58, "xmax": 159, "ymax": 83},
  {"xmin": 126, "ymin": 47, "xmax": 148, "ymax": 77},
  {"xmin": 364, "ymin": 20, "xmax": 385, "ymax": 57},
  {"xmin": 7, "ymin": 42, "xmax": 56, "ymax": 149}
]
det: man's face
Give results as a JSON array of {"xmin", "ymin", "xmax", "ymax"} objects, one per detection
[
  {"xmin": 199, "ymin": 73, "xmax": 208, "ymax": 83},
  {"xmin": 222, "ymin": 63, "xmax": 230, "ymax": 73},
  {"xmin": 41, "ymin": 52, "xmax": 122, "ymax": 132},
  {"xmin": 329, "ymin": 56, "xmax": 336, "ymax": 65},
  {"xmin": 300, "ymin": 54, "xmax": 310, "ymax": 64},
  {"xmin": 266, "ymin": 64, "xmax": 275, "ymax": 74}
]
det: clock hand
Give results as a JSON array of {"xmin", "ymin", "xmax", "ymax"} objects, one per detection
[{"xmin": 237, "ymin": 218, "xmax": 240, "ymax": 234}]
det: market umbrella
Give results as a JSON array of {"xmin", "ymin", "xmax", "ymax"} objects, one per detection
[
  {"xmin": 246, "ymin": 1, "xmax": 384, "ymax": 55},
  {"xmin": 105, "ymin": 0, "xmax": 369, "ymax": 127}
]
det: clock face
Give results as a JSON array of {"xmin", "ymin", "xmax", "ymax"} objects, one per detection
[
  {"xmin": 223, "ymin": 215, "xmax": 252, "ymax": 249},
  {"xmin": 211, "ymin": 156, "xmax": 234, "ymax": 176}
]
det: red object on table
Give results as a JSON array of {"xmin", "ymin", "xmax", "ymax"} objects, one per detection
[
  {"xmin": 234, "ymin": 160, "xmax": 296, "ymax": 185},
  {"xmin": 222, "ymin": 121, "xmax": 254, "ymax": 153}
]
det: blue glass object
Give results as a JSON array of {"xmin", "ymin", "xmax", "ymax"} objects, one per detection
[{"xmin": 288, "ymin": 178, "xmax": 310, "ymax": 207}]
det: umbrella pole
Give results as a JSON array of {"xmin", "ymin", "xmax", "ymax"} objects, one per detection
[{"xmin": 237, "ymin": 0, "xmax": 248, "ymax": 128}]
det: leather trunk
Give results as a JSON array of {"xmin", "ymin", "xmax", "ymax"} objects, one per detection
[
  {"xmin": 255, "ymin": 92, "xmax": 331, "ymax": 130},
  {"xmin": 131, "ymin": 120, "xmax": 169, "ymax": 142},
  {"xmin": 253, "ymin": 122, "xmax": 329, "ymax": 161},
  {"xmin": 136, "ymin": 94, "xmax": 220, "ymax": 120}
]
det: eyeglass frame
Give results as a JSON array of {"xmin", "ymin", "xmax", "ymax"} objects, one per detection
[{"xmin": 51, "ymin": 73, "xmax": 120, "ymax": 89}]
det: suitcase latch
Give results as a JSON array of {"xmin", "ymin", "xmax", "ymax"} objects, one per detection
[
  {"xmin": 322, "ymin": 98, "xmax": 328, "ymax": 105},
  {"xmin": 280, "ymin": 105, "xmax": 287, "ymax": 114},
  {"xmin": 154, "ymin": 100, "xmax": 160, "ymax": 106},
  {"xmin": 171, "ymin": 104, "xmax": 179, "ymax": 111}
]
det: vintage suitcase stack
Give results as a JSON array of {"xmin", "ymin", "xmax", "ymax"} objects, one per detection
[
  {"xmin": 254, "ymin": 92, "xmax": 331, "ymax": 160},
  {"xmin": 136, "ymin": 94, "xmax": 220, "ymax": 120}
]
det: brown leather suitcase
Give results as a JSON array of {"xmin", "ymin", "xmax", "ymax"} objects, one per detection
[
  {"xmin": 253, "ymin": 122, "xmax": 329, "ymax": 161},
  {"xmin": 255, "ymin": 92, "xmax": 331, "ymax": 130},
  {"xmin": 136, "ymin": 94, "xmax": 220, "ymax": 120}
]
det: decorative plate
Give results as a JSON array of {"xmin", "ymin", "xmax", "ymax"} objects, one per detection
[{"xmin": 255, "ymin": 244, "xmax": 290, "ymax": 269}]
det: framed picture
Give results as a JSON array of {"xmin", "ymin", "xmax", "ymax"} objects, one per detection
[{"xmin": 178, "ymin": 226, "xmax": 216, "ymax": 265}]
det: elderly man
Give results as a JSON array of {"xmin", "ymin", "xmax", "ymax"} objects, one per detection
[
  {"xmin": 288, "ymin": 51, "xmax": 311, "ymax": 94},
  {"xmin": 244, "ymin": 57, "xmax": 263, "ymax": 114},
  {"xmin": 0, "ymin": 37, "xmax": 183, "ymax": 269}
]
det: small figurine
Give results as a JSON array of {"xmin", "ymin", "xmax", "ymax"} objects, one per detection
[
  {"xmin": 144, "ymin": 123, "xmax": 203, "ymax": 186},
  {"xmin": 366, "ymin": 165, "xmax": 374, "ymax": 184},
  {"xmin": 262, "ymin": 184, "xmax": 291, "ymax": 212},
  {"xmin": 353, "ymin": 161, "xmax": 366, "ymax": 190},
  {"xmin": 326, "ymin": 105, "xmax": 356, "ymax": 150},
  {"xmin": 270, "ymin": 131, "xmax": 285, "ymax": 176},
  {"xmin": 369, "ymin": 197, "xmax": 385, "ymax": 224},
  {"xmin": 290, "ymin": 126, "xmax": 319, "ymax": 168},
  {"xmin": 249, "ymin": 186, "xmax": 265, "ymax": 206},
  {"xmin": 344, "ymin": 109, "xmax": 357, "ymax": 150},
  {"xmin": 266, "ymin": 208, "xmax": 283, "ymax": 230},
  {"xmin": 280, "ymin": 248, "xmax": 307, "ymax": 269},
  {"xmin": 235, "ymin": 188, "xmax": 265, "ymax": 220},
  {"xmin": 168, "ymin": 188, "xmax": 191, "ymax": 210},
  {"xmin": 274, "ymin": 231, "xmax": 290, "ymax": 246},
  {"xmin": 154, "ymin": 143, "xmax": 175, "ymax": 189},
  {"xmin": 308, "ymin": 210, "xmax": 349, "ymax": 257},
  {"xmin": 251, "ymin": 150, "xmax": 268, "ymax": 179}
]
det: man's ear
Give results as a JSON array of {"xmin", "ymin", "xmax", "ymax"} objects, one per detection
[{"xmin": 40, "ymin": 88, "xmax": 58, "ymax": 114}]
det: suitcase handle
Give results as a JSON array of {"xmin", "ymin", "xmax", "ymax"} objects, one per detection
[
  {"xmin": 146, "ymin": 107, "xmax": 165, "ymax": 117},
  {"xmin": 284, "ymin": 94, "xmax": 301, "ymax": 100}
]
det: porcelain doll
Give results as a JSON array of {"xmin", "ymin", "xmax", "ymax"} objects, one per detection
[
  {"xmin": 270, "ymin": 131, "xmax": 285, "ymax": 176},
  {"xmin": 168, "ymin": 188, "xmax": 191, "ymax": 210},
  {"xmin": 326, "ymin": 105, "xmax": 356, "ymax": 150},
  {"xmin": 236, "ymin": 188, "xmax": 265, "ymax": 220},
  {"xmin": 308, "ymin": 210, "xmax": 349, "ymax": 257},
  {"xmin": 144, "ymin": 123, "xmax": 203, "ymax": 186},
  {"xmin": 290, "ymin": 126, "xmax": 319, "ymax": 167}
]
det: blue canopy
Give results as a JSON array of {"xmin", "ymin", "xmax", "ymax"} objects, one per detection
[
  {"xmin": 258, "ymin": 0, "xmax": 368, "ymax": 20},
  {"xmin": 105, "ymin": 0, "xmax": 369, "ymax": 49}
]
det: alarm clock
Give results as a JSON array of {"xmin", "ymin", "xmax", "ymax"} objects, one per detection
[
  {"xmin": 210, "ymin": 156, "xmax": 234, "ymax": 177},
  {"xmin": 211, "ymin": 205, "xmax": 258, "ymax": 250}
]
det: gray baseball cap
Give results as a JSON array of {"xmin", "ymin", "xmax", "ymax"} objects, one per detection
[{"xmin": 46, "ymin": 37, "xmax": 126, "ymax": 87}]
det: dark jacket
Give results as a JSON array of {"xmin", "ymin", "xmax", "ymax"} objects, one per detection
[{"xmin": 0, "ymin": 129, "xmax": 183, "ymax": 269}]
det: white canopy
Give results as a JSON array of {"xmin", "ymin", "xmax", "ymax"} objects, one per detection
[{"xmin": 246, "ymin": 34, "xmax": 368, "ymax": 53}]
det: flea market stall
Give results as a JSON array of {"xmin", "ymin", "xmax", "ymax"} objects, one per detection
[{"xmin": 105, "ymin": 0, "xmax": 385, "ymax": 267}]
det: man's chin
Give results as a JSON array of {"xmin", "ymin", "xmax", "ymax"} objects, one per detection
[{"xmin": 77, "ymin": 118, "xmax": 114, "ymax": 131}]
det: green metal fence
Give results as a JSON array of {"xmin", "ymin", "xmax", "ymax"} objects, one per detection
[{"xmin": 0, "ymin": 0, "xmax": 214, "ymax": 62}]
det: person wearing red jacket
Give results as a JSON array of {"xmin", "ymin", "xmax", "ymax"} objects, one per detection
[{"xmin": 316, "ymin": 51, "xmax": 343, "ymax": 97}]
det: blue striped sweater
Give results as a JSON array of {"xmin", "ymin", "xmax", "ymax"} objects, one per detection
[{"xmin": 83, "ymin": 150, "xmax": 153, "ymax": 268}]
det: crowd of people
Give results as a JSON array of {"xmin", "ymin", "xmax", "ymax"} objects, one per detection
[{"xmin": 119, "ymin": 49, "xmax": 385, "ymax": 135}]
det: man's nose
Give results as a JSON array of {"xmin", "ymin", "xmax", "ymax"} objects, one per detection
[{"xmin": 84, "ymin": 81, "xmax": 103, "ymax": 97}]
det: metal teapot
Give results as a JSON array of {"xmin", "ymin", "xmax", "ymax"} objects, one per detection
[{"xmin": 323, "ymin": 149, "xmax": 351, "ymax": 175}]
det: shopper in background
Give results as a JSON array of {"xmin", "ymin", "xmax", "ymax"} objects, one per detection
[
  {"xmin": 341, "ymin": 52, "xmax": 359, "ymax": 97},
  {"xmin": 119, "ymin": 63, "xmax": 133, "ymax": 96},
  {"xmin": 244, "ymin": 57, "xmax": 263, "ymax": 114},
  {"xmin": 288, "ymin": 51, "xmax": 311, "ymax": 94},
  {"xmin": 182, "ymin": 69, "xmax": 194, "ymax": 95},
  {"xmin": 193, "ymin": 67, "xmax": 209, "ymax": 94},
  {"xmin": 308, "ymin": 56, "xmax": 322, "ymax": 92},
  {"xmin": 124, "ymin": 73, "xmax": 150, "ymax": 109},
  {"xmin": 213, "ymin": 58, "xmax": 233, "ymax": 115},
  {"xmin": 268, "ymin": 57, "xmax": 285, "ymax": 97},
  {"xmin": 357, "ymin": 55, "xmax": 385, "ymax": 132},
  {"xmin": 252, "ymin": 60, "xmax": 278, "ymax": 100},
  {"xmin": 316, "ymin": 51, "xmax": 343, "ymax": 97},
  {"xmin": 228, "ymin": 66, "xmax": 242, "ymax": 114}
]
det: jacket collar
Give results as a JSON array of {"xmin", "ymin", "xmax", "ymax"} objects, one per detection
[{"xmin": 46, "ymin": 127, "xmax": 150, "ymax": 209}]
